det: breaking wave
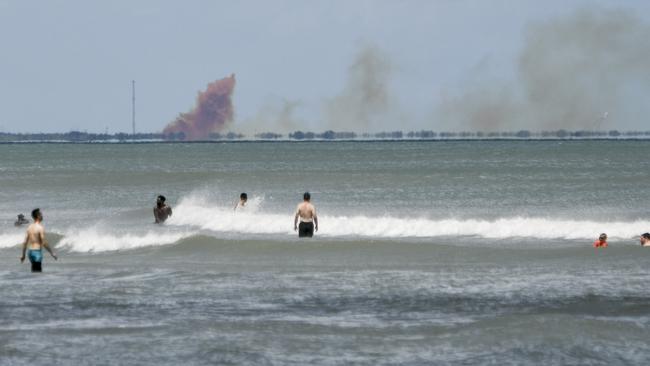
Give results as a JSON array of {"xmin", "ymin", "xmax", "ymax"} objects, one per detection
[{"xmin": 1, "ymin": 195, "xmax": 647, "ymax": 252}]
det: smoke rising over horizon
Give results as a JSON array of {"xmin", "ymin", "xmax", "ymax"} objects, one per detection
[
  {"xmin": 323, "ymin": 45, "xmax": 400, "ymax": 132},
  {"xmin": 163, "ymin": 74, "xmax": 236, "ymax": 140},
  {"xmin": 436, "ymin": 8, "xmax": 650, "ymax": 132},
  {"xmin": 170, "ymin": 7, "xmax": 650, "ymax": 136},
  {"xmin": 238, "ymin": 98, "xmax": 304, "ymax": 135},
  {"xmin": 236, "ymin": 45, "xmax": 400, "ymax": 134}
]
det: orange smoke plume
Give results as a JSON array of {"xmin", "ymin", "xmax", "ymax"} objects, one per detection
[{"xmin": 163, "ymin": 74, "xmax": 236, "ymax": 140}]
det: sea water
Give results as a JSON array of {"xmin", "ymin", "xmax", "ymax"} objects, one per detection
[{"xmin": 1, "ymin": 141, "xmax": 649, "ymax": 365}]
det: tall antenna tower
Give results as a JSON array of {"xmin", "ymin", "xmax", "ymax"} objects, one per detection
[{"xmin": 132, "ymin": 80, "xmax": 136, "ymax": 138}]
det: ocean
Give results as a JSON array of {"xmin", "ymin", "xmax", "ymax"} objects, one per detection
[{"xmin": 1, "ymin": 141, "xmax": 649, "ymax": 365}]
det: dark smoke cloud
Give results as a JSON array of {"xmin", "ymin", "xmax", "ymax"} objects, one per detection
[
  {"xmin": 163, "ymin": 74, "xmax": 236, "ymax": 140},
  {"xmin": 436, "ymin": 8, "xmax": 650, "ymax": 131}
]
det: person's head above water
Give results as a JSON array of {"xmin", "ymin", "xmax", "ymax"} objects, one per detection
[
  {"xmin": 17, "ymin": 214, "xmax": 25, "ymax": 220},
  {"xmin": 598, "ymin": 233, "xmax": 607, "ymax": 241},
  {"xmin": 641, "ymin": 233, "xmax": 650, "ymax": 244},
  {"xmin": 240, "ymin": 193, "xmax": 247, "ymax": 201},
  {"xmin": 157, "ymin": 195, "xmax": 166, "ymax": 207},
  {"xmin": 303, "ymin": 192, "xmax": 311, "ymax": 201},
  {"xmin": 31, "ymin": 208, "xmax": 42, "ymax": 222}
]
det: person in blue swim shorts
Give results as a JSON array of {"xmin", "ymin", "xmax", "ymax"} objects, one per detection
[{"xmin": 20, "ymin": 209, "xmax": 57, "ymax": 272}]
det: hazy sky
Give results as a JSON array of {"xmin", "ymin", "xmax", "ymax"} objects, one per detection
[{"xmin": 1, "ymin": 0, "xmax": 649, "ymax": 133}]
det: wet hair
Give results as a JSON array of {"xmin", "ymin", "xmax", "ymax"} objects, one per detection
[
  {"xmin": 303, "ymin": 192, "xmax": 311, "ymax": 200},
  {"xmin": 599, "ymin": 233, "xmax": 607, "ymax": 240},
  {"xmin": 31, "ymin": 208, "xmax": 41, "ymax": 220},
  {"xmin": 240, "ymin": 193, "xmax": 247, "ymax": 200},
  {"xmin": 17, "ymin": 214, "xmax": 25, "ymax": 219},
  {"xmin": 642, "ymin": 233, "xmax": 650, "ymax": 240},
  {"xmin": 157, "ymin": 195, "xmax": 166, "ymax": 202}
]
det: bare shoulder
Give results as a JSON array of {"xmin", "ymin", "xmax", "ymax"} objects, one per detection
[{"xmin": 33, "ymin": 223, "xmax": 45, "ymax": 234}]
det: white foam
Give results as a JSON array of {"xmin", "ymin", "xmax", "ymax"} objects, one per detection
[
  {"xmin": 5, "ymin": 197, "xmax": 646, "ymax": 253},
  {"xmin": 170, "ymin": 195, "xmax": 292, "ymax": 235},
  {"xmin": 170, "ymin": 198, "xmax": 649, "ymax": 240},
  {"xmin": 57, "ymin": 227, "xmax": 188, "ymax": 252},
  {"xmin": 0, "ymin": 232, "xmax": 25, "ymax": 248}
]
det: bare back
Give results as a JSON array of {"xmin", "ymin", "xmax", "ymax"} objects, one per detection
[
  {"xmin": 25, "ymin": 223, "xmax": 45, "ymax": 250},
  {"xmin": 296, "ymin": 202, "xmax": 317, "ymax": 222}
]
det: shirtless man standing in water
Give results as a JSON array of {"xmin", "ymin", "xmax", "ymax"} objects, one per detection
[
  {"xmin": 20, "ymin": 209, "xmax": 57, "ymax": 272},
  {"xmin": 294, "ymin": 192, "xmax": 318, "ymax": 238}
]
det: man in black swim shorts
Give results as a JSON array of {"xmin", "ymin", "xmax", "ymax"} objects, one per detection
[{"xmin": 294, "ymin": 192, "xmax": 318, "ymax": 238}]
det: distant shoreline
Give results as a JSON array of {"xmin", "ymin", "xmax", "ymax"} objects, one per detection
[
  {"xmin": 2, "ymin": 129, "xmax": 650, "ymax": 144},
  {"xmin": 2, "ymin": 137, "xmax": 650, "ymax": 145}
]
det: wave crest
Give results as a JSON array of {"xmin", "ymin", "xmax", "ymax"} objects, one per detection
[
  {"xmin": 170, "ymin": 198, "xmax": 648, "ymax": 240},
  {"xmin": 2, "ymin": 196, "xmax": 646, "ymax": 253}
]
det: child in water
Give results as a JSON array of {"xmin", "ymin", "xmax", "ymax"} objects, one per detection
[
  {"xmin": 593, "ymin": 233, "xmax": 608, "ymax": 248},
  {"xmin": 234, "ymin": 193, "xmax": 247, "ymax": 211}
]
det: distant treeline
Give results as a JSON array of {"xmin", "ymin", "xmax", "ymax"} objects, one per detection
[
  {"xmin": 2, "ymin": 129, "xmax": 650, "ymax": 142},
  {"xmin": 279, "ymin": 129, "xmax": 650, "ymax": 140},
  {"xmin": 0, "ymin": 131, "xmax": 164, "ymax": 142}
]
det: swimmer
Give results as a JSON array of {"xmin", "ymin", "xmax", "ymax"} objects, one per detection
[
  {"xmin": 640, "ymin": 233, "xmax": 650, "ymax": 247},
  {"xmin": 153, "ymin": 195, "xmax": 173, "ymax": 224},
  {"xmin": 593, "ymin": 233, "xmax": 608, "ymax": 248},
  {"xmin": 20, "ymin": 209, "xmax": 57, "ymax": 272},
  {"xmin": 14, "ymin": 214, "xmax": 30, "ymax": 227},
  {"xmin": 234, "ymin": 192, "xmax": 248, "ymax": 211},
  {"xmin": 294, "ymin": 192, "xmax": 318, "ymax": 238}
]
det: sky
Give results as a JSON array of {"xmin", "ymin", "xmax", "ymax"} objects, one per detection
[{"xmin": 1, "ymin": 0, "xmax": 649, "ymax": 134}]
